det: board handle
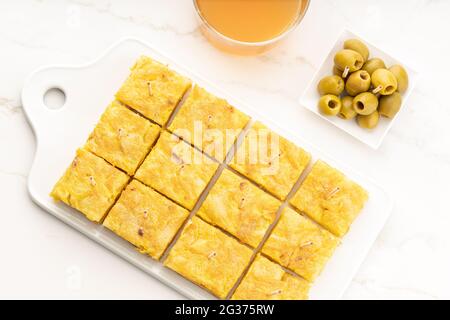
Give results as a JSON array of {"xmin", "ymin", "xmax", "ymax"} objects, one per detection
[{"xmin": 21, "ymin": 67, "xmax": 69, "ymax": 136}]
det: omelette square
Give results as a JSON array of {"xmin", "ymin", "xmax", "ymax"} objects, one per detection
[
  {"xmin": 135, "ymin": 131, "xmax": 219, "ymax": 210},
  {"xmin": 85, "ymin": 100, "xmax": 160, "ymax": 175},
  {"xmin": 168, "ymin": 85, "xmax": 250, "ymax": 161},
  {"xmin": 165, "ymin": 217, "xmax": 253, "ymax": 299},
  {"xmin": 262, "ymin": 207, "xmax": 340, "ymax": 282},
  {"xmin": 103, "ymin": 180, "xmax": 189, "ymax": 260},
  {"xmin": 197, "ymin": 169, "xmax": 280, "ymax": 248},
  {"xmin": 51, "ymin": 149, "xmax": 129, "ymax": 223},
  {"xmin": 230, "ymin": 121, "xmax": 311, "ymax": 200},
  {"xmin": 116, "ymin": 56, "xmax": 192, "ymax": 126},
  {"xmin": 290, "ymin": 160, "xmax": 368, "ymax": 237},
  {"xmin": 232, "ymin": 254, "xmax": 310, "ymax": 300}
]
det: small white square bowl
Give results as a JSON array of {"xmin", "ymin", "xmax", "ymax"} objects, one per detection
[{"xmin": 299, "ymin": 29, "xmax": 417, "ymax": 149}]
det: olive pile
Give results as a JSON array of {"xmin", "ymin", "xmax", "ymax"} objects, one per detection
[{"xmin": 317, "ymin": 39, "xmax": 409, "ymax": 129}]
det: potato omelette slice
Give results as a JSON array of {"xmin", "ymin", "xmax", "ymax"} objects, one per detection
[
  {"xmin": 197, "ymin": 169, "xmax": 280, "ymax": 248},
  {"xmin": 51, "ymin": 148, "xmax": 129, "ymax": 223},
  {"xmin": 116, "ymin": 56, "xmax": 191, "ymax": 126},
  {"xmin": 290, "ymin": 160, "xmax": 368, "ymax": 237},
  {"xmin": 104, "ymin": 179, "xmax": 189, "ymax": 260},
  {"xmin": 135, "ymin": 131, "xmax": 219, "ymax": 210},
  {"xmin": 165, "ymin": 217, "xmax": 253, "ymax": 299},
  {"xmin": 230, "ymin": 121, "xmax": 311, "ymax": 200},
  {"xmin": 169, "ymin": 85, "xmax": 250, "ymax": 161},
  {"xmin": 262, "ymin": 207, "xmax": 340, "ymax": 282},
  {"xmin": 85, "ymin": 100, "xmax": 160, "ymax": 175},
  {"xmin": 232, "ymin": 254, "xmax": 310, "ymax": 300}
]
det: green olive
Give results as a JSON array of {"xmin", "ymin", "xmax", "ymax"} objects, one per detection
[
  {"xmin": 333, "ymin": 65, "xmax": 343, "ymax": 76},
  {"xmin": 362, "ymin": 58, "xmax": 386, "ymax": 76},
  {"xmin": 317, "ymin": 75, "xmax": 345, "ymax": 96},
  {"xmin": 357, "ymin": 111, "xmax": 380, "ymax": 129},
  {"xmin": 345, "ymin": 70, "xmax": 371, "ymax": 96},
  {"xmin": 344, "ymin": 39, "xmax": 369, "ymax": 62},
  {"xmin": 352, "ymin": 92, "xmax": 379, "ymax": 115},
  {"xmin": 334, "ymin": 49, "xmax": 364, "ymax": 77},
  {"xmin": 318, "ymin": 95, "xmax": 341, "ymax": 116},
  {"xmin": 338, "ymin": 96, "xmax": 357, "ymax": 120},
  {"xmin": 379, "ymin": 92, "xmax": 402, "ymax": 118},
  {"xmin": 371, "ymin": 69, "xmax": 398, "ymax": 95},
  {"xmin": 389, "ymin": 65, "xmax": 409, "ymax": 94}
]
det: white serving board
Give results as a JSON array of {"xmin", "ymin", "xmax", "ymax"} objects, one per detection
[
  {"xmin": 22, "ymin": 38, "xmax": 393, "ymax": 300},
  {"xmin": 300, "ymin": 29, "xmax": 417, "ymax": 149}
]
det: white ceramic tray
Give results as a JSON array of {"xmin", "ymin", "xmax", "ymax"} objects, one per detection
[
  {"xmin": 300, "ymin": 29, "xmax": 417, "ymax": 149},
  {"xmin": 22, "ymin": 38, "xmax": 393, "ymax": 300}
]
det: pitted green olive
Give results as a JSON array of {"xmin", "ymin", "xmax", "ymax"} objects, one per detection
[
  {"xmin": 353, "ymin": 92, "xmax": 379, "ymax": 115},
  {"xmin": 344, "ymin": 39, "xmax": 369, "ymax": 62},
  {"xmin": 371, "ymin": 69, "xmax": 398, "ymax": 95},
  {"xmin": 357, "ymin": 111, "xmax": 380, "ymax": 129},
  {"xmin": 334, "ymin": 49, "xmax": 364, "ymax": 77},
  {"xmin": 362, "ymin": 58, "xmax": 386, "ymax": 76},
  {"xmin": 338, "ymin": 96, "xmax": 357, "ymax": 120},
  {"xmin": 379, "ymin": 92, "xmax": 402, "ymax": 118},
  {"xmin": 317, "ymin": 75, "xmax": 345, "ymax": 96},
  {"xmin": 318, "ymin": 95, "xmax": 341, "ymax": 116},
  {"xmin": 345, "ymin": 70, "xmax": 371, "ymax": 96},
  {"xmin": 389, "ymin": 65, "xmax": 409, "ymax": 94}
]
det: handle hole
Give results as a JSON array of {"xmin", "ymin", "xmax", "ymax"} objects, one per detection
[{"xmin": 43, "ymin": 88, "xmax": 66, "ymax": 110}]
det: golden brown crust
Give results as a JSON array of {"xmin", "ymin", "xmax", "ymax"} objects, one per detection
[
  {"xmin": 116, "ymin": 56, "xmax": 192, "ymax": 126},
  {"xmin": 262, "ymin": 207, "xmax": 340, "ymax": 281},
  {"xmin": 50, "ymin": 149, "xmax": 129, "ymax": 223},
  {"xmin": 230, "ymin": 122, "xmax": 311, "ymax": 200},
  {"xmin": 290, "ymin": 160, "xmax": 368, "ymax": 237},
  {"xmin": 168, "ymin": 85, "xmax": 250, "ymax": 161},
  {"xmin": 135, "ymin": 131, "xmax": 219, "ymax": 210},
  {"xmin": 85, "ymin": 101, "xmax": 160, "ymax": 175},
  {"xmin": 232, "ymin": 255, "xmax": 310, "ymax": 300},
  {"xmin": 103, "ymin": 180, "xmax": 189, "ymax": 259},
  {"xmin": 165, "ymin": 217, "xmax": 253, "ymax": 299},
  {"xmin": 197, "ymin": 169, "xmax": 280, "ymax": 248}
]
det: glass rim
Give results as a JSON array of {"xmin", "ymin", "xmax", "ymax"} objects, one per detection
[{"xmin": 193, "ymin": 0, "xmax": 311, "ymax": 47}]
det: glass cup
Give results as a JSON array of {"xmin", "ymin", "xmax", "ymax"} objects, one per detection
[{"xmin": 193, "ymin": 0, "xmax": 310, "ymax": 55}]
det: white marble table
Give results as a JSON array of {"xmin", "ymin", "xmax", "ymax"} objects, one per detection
[{"xmin": 1, "ymin": 0, "xmax": 449, "ymax": 300}]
